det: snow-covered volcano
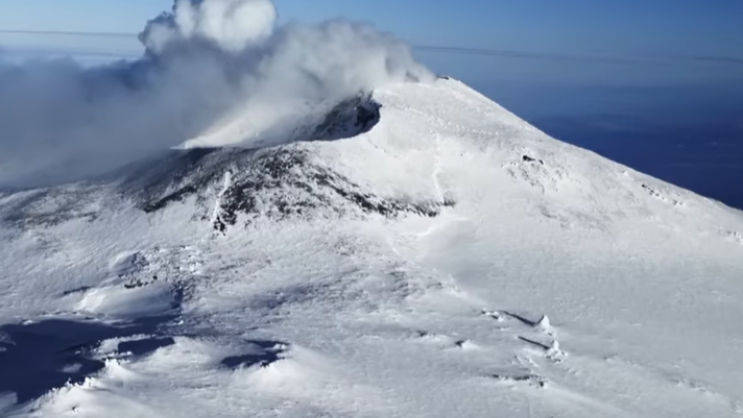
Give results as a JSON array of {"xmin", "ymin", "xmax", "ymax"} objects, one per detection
[{"xmin": 1, "ymin": 77, "xmax": 742, "ymax": 418}]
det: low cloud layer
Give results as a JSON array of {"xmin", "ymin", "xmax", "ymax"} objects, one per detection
[{"xmin": 0, "ymin": 0, "xmax": 431, "ymax": 189}]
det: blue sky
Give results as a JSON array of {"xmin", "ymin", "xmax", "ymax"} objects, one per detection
[
  {"xmin": 1, "ymin": 0, "xmax": 742, "ymax": 59},
  {"xmin": 1, "ymin": 1, "xmax": 742, "ymax": 89},
  {"xmin": 2, "ymin": 0, "xmax": 741, "ymax": 99}
]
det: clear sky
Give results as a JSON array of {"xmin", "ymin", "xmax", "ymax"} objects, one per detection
[{"xmin": 1, "ymin": 0, "xmax": 742, "ymax": 60}]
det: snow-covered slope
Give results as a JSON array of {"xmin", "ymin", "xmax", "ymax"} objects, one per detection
[{"xmin": 1, "ymin": 77, "xmax": 742, "ymax": 418}]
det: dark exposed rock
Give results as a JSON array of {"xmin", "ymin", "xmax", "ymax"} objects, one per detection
[
  {"xmin": 312, "ymin": 94, "xmax": 381, "ymax": 141},
  {"xmin": 522, "ymin": 155, "xmax": 544, "ymax": 165},
  {"xmin": 124, "ymin": 95, "xmax": 454, "ymax": 231},
  {"xmin": 1, "ymin": 94, "xmax": 454, "ymax": 231},
  {"xmin": 490, "ymin": 373, "xmax": 548, "ymax": 388},
  {"xmin": 133, "ymin": 147, "xmax": 452, "ymax": 231}
]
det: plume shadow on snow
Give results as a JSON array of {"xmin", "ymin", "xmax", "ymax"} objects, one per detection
[
  {"xmin": 118, "ymin": 337, "xmax": 176, "ymax": 357},
  {"xmin": 0, "ymin": 315, "xmax": 177, "ymax": 406},
  {"xmin": 0, "ymin": 186, "xmax": 102, "ymax": 228},
  {"xmin": 221, "ymin": 340, "xmax": 288, "ymax": 369}
]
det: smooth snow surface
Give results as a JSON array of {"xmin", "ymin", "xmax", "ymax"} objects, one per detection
[{"xmin": 1, "ymin": 78, "xmax": 742, "ymax": 417}]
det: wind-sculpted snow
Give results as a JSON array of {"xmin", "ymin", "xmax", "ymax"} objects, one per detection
[{"xmin": 1, "ymin": 78, "xmax": 743, "ymax": 418}]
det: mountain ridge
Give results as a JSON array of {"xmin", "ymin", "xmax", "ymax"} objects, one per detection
[{"xmin": 1, "ymin": 77, "xmax": 742, "ymax": 418}]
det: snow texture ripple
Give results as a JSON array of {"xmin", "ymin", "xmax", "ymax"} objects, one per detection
[{"xmin": 1, "ymin": 77, "xmax": 742, "ymax": 418}]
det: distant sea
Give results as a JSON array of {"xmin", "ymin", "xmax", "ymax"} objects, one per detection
[{"xmin": 418, "ymin": 50, "xmax": 743, "ymax": 210}]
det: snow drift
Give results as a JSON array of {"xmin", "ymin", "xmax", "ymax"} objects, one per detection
[
  {"xmin": 0, "ymin": 0, "xmax": 431, "ymax": 189},
  {"xmin": 1, "ymin": 73, "xmax": 743, "ymax": 418}
]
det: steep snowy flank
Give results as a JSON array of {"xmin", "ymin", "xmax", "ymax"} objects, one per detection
[{"xmin": 1, "ymin": 77, "xmax": 742, "ymax": 418}]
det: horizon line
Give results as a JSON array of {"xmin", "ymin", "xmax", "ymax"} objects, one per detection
[{"xmin": 2, "ymin": 29, "xmax": 742, "ymax": 66}]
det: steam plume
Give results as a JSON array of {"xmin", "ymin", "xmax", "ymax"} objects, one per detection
[{"xmin": 0, "ymin": 0, "xmax": 432, "ymax": 188}]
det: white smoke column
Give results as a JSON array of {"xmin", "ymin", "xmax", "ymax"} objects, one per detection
[
  {"xmin": 0, "ymin": 0, "xmax": 433, "ymax": 189},
  {"xmin": 140, "ymin": 0, "xmax": 278, "ymax": 54}
]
